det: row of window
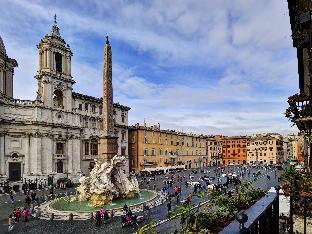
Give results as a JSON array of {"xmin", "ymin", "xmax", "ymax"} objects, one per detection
[
  {"xmin": 78, "ymin": 103, "xmax": 101, "ymax": 114},
  {"xmin": 79, "ymin": 116, "xmax": 100, "ymax": 129},
  {"xmin": 223, "ymin": 149, "xmax": 246, "ymax": 154},
  {"xmin": 143, "ymin": 137, "xmax": 206, "ymax": 147},
  {"xmin": 53, "ymin": 138, "xmax": 127, "ymax": 158},
  {"xmin": 246, "ymin": 147, "xmax": 274, "ymax": 152},
  {"xmin": 223, "ymin": 144, "xmax": 246, "ymax": 148},
  {"xmin": 224, "ymin": 140, "xmax": 247, "ymax": 144},
  {"xmin": 248, "ymin": 152, "xmax": 276, "ymax": 157},
  {"xmin": 209, "ymin": 146, "xmax": 221, "ymax": 151},
  {"xmin": 143, "ymin": 148, "xmax": 205, "ymax": 156},
  {"xmin": 247, "ymin": 141, "xmax": 274, "ymax": 146},
  {"xmin": 77, "ymin": 103, "xmax": 126, "ymax": 123}
]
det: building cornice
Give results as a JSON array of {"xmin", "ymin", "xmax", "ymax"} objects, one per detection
[{"xmin": 72, "ymin": 92, "xmax": 131, "ymax": 110}]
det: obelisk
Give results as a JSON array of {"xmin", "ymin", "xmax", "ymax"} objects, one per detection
[{"xmin": 99, "ymin": 35, "xmax": 118, "ymax": 161}]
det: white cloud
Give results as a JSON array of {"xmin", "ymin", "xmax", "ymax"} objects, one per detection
[{"xmin": 0, "ymin": 0, "xmax": 299, "ymax": 135}]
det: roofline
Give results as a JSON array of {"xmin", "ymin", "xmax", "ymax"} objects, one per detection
[{"xmin": 72, "ymin": 92, "xmax": 131, "ymax": 110}]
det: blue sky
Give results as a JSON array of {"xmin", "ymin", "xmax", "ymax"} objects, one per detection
[{"xmin": 0, "ymin": 0, "xmax": 299, "ymax": 135}]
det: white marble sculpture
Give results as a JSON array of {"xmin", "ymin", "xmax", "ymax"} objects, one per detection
[{"xmin": 75, "ymin": 155, "xmax": 139, "ymax": 207}]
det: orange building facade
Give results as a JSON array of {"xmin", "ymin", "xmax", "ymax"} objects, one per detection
[{"xmin": 222, "ymin": 136, "xmax": 249, "ymax": 165}]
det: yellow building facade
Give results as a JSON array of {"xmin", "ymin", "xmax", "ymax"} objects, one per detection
[
  {"xmin": 247, "ymin": 134, "xmax": 284, "ymax": 165},
  {"xmin": 128, "ymin": 124, "xmax": 210, "ymax": 173}
]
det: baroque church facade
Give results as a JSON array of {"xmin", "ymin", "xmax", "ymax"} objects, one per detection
[{"xmin": 0, "ymin": 19, "xmax": 130, "ymax": 183}]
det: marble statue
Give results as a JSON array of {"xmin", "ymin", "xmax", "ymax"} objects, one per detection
[{"xmin": 75, "ymin": 155, "xmax": 139, "ymax": 207}]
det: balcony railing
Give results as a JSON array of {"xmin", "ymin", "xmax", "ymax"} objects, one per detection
[
  {"xmin": 164, "ymin": 160, "xmax": 175, "ymax": 165},
  {"xmin": 54, "ymin": 154, "xmax": 66, "ymax": 159},
  {"xmin": 82, "ymin": 155, "xmax": 99, "ymax": 160},
  {"xmin": 285, "ymin": 93, "xmax": 312, "ymax": 130},
  {"xmin": 221, "ymin": 192, "xmax": 279, "ymax": 234}
]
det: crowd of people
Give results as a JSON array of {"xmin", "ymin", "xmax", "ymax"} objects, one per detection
[{"xmin": 1, "ymin": 164, "xmax": 281, "ymax": 232}]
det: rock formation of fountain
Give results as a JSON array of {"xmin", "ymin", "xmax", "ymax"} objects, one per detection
[{"xmin": 75, "ymin": 155, "xmax": 139, "ymax": 207}]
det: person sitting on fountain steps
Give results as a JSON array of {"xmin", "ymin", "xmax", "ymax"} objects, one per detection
[
  {"xmin": 95, "ymin": 211, "xmax": 101, "ymax": 226},
  {"xmin": 123, "ymin": 204, "xmax": 128, "ymax": 213},
  {"xmin": 103, "ymin": 209, "xmax": 109, "ymax": 224}
]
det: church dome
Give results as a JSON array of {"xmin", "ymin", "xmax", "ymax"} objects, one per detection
[{"xmin": 0, "ymin": 36, "xmax": 6, "ymax": 55}]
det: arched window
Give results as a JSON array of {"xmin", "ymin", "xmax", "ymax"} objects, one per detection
[
  {"xmin": 53, "ymin": 89, "xmax": 63, "ymax": 108},
  {"xmin": 55, "ymin": 52, "xmax": 62, "ymax": 72}
]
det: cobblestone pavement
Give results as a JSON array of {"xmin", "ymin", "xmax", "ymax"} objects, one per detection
[{"xmin": 0, "ymin": 166, "xmax": 282, "ymax": 234}]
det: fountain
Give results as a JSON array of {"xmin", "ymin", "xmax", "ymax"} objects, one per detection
[
  {"xmin": 74, "ymin": 154, "xmax": 140, "ymax": 207},
  {"xmin": 48, "ymin": 155, "xmax": 159, "ymax": 213}
]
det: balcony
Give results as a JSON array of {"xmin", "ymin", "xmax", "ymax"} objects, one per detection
[
  {"xmin": 164, "ymin": 160, "xmax": 175, "ymax": 165},
  {"xmin": 54, "ymin": 154, "xmax": 66, "ymax": 159},
  {"xmin": 82, "ymin": 155, "xmax": 99, "ymax": 160},
  {"xmin": 285, "ymin": 93, "xmax": 312, "ymax": 131}
]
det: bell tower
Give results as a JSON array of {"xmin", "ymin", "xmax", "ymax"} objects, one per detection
[
  {"xmin": 36, "ymin": 15, "xmax": 74, "ymax": 111},
  {"xmin": 99, "ymin": 35, "xmax": 118, "ymax": 162}
]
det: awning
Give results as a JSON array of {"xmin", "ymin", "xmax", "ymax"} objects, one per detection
[{"xmin": 141, "ymin": 165, "xmax": 185, "ymax": 172}]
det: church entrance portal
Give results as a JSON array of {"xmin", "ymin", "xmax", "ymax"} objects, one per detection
[{"xmin": 9, "ymin": 162, "xmax": 21, "ymax": 181}]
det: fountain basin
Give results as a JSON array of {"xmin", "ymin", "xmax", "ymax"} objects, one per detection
[{"xmin": 50, "ymin": 190, "xmax": 157, "ymax": 212}]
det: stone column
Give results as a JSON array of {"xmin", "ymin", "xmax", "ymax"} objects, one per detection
[
  {"xmin": 43, "ymin": 48, "xmax": 47, "ymax": 68},
  {"xmin": 64, "ymin": 56, "xmax": 67, "ymax": 75},
  {"xmin": 51, "ymin": 51, "xmax": 54, "ymax": 70},
  {"xmin": 67, "ymin": 139, "xmax": 73, "ymax": 174},
  {"xmin": 37, "ymin": 137, "xmax": 42, "ymax": 174},
  {"xmin": 47, "ymin": 50, "xmax": 50, "ymax": 70},
  {"xmin": 0, "ymin": 67, "xmax": 3, "ymax": 94},
  {"xmin": 62, "ymin": 55, "xmax": 65, "ymax": 74},
  {"xmin": 24, "ymin": 135, "xmax": 30, "ymax": 175},
  {"xmin": 69, "ymin": 57, "xmax": 71, "ymax": 75},
  {"xmin": 73, "ymin": 139, "xmax": 81, "ymax": 173},
  {"xmin": 0, "ymin": 134, "xmax": 5, "ymax": 175},
  {"xmin": 39, "ymin": 51, "xmax": 42, "ymax": 70},
  {"xmin": 46, "ymin": 137, "xmax": 53, "ymax": 174},
  {"xmin": 30, "ymin": 136, "xmax": 42, "ymax": 175}
]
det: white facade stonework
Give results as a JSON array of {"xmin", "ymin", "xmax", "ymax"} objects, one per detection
[{"xmin": 0, "ymin": 20, "xmax": 130, "ymax": 182}]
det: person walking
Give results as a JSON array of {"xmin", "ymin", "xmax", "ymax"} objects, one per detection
[
  {"xmin": 23, "ymin": 207, "xmax": 29, "ymax": 223},
  {"xmin": 167, "ymin": 200, "xmax": 172, "ymax": 213},
  {"xmin": 123, "ymin": 204, "xmax": 128, "ymax": 214},
  {"xmin": 143, "ymin": 203, "xmax": 150, "ymax": 220},
  {"xmin": 15, "ymin": 208, "xmax": 21, "ymax": 222},
  {"xmin": 9, "ymin": 190, "xmax": 14, "ymax": 204},
  {"xmin": 176, "ymin": 194, "xmax": 180, "ymax": 204},
  {"xmin": 25, "ymin": 195, "xmax": 31, "ymax": 207},
  {"xmin": 95, "ymin": 211, "xmax": 101, "ymax": 226},
  {"xmin": 31, "ymin": 191, "xmax": 37, "ymax": 203},
  {"xmin": 8, "ymin": 214, "xmax": 14, "ymax": 232},
  {"xmin": 103, "ymin": 210, "xmax": 109, "ymax": 224}
]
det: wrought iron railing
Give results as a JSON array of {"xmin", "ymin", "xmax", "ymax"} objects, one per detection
[
  {"xmin": 289, "ymin": 195, "xmax": 312, "ymax": 234},
  {"xmin": 221, "ymin": 192, "xmax": 279, "ymax": 234}
]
